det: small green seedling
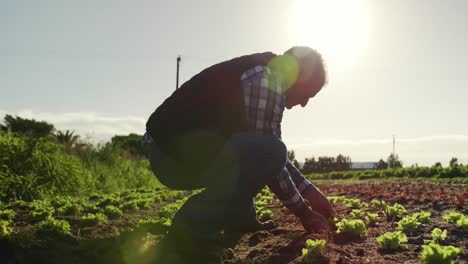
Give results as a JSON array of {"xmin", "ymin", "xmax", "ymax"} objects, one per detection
[
  {"xmin": 366, "ymin": 213, "xmax": 379, "ymax": 225},
  {"xmin": 336, "ymin": 219, "xmax": 368, "ymax": 238},
  {"xmin": 397, "ymin": 216, "xmax": 421, "ymax": 233},
  {"xmin": 80, "ymin": 213, "xmax": 108, "ymax": 227},
  {"xmin": 412, "ymin": 211, "xmax": 431, "ymax": 224},
  {"xmin": 419, "ymin": 243, "xmax": 460, "ymax": 264},
  {"xmin": 383, "ymin": 203, "xmax": 406, "ymax": 218},
  {"xmin": 376, "ymin": 231, "xmax": 407, "ymax": 250},
  {"xmin": 0, "ymin": 219, "xmax": 13, "ymax": 238},
  {"xmin": 371, "ymin": 199, "xmax": 387, "ymax": 210},
  {"xmin": 58, "ymin": 202, "xmax": 83, "ymax": 216},
  {"xmin": 104, "ymin": 205, "xmax": 123, "ymax": 219},
  {"xmin": 258, "ymin": 209, "xmax": 273, "ymax": 221},
  {"xmin": 456, "ymin": 215, "xmax": 468, "ymax": 230},
  {"xmin": 35, "ymin": 217, "xmax": 71, "ymax": 236},
  {"xmin": 351, "ymin": 209, "xmax": 365, "ymax": 219},
  {"xmin": 302, "ymin": 239, "xmax": 326, "ymax": 263},
  {"xmin": 431, "ymin": 228, "xmax": 447, "ymax": 244},
  {"xmin": 442, "ymin": 212, "xmax": 464, "ymax": 224},
  {"xmin": 0, "ymin": 209, "xmax": 16, "ymax": 221}
]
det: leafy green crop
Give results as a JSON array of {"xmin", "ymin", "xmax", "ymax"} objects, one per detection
[
  {"xmin": 35, "ymin": 217, "xmax": 71, "ymax": 236},
  {"xmin": 419, "ymin": 243, "xmax": 460, "ymax": 264},
  {"xmin": 0, "ymin": 209, "xmax": 16, "ymax": 220},
  {"xmin": 302, "ymin": 239, "xmax": 326, "ymax": 263},
  {"xmin": 455, "ymin": 215, "xmax": 468, "ymax": 230},
  {"xmin": 383, "ymin": 203, "xmax": 406, "ymax": 218},
  {"xmin": 365, "ymin": 212, "xmax": 379, "ymax": 225},
  {"xmin": 442, "ymin": 212, "xmax": 464, "ymax": 224},
  {"xmin": 29, "ymin": 205, "xmax": 55, "ymax": 222},
  {"xmin": 397, "ymin": 216, "xmax": 421, "ymax": 233},
  {"xmin": 376, "ymin": 231, "xmax": 407, "ymax": 250},
  {"xmin": 350, "ymin": 209, "xmax": 365, "ymax": 219},
  {"xmin": 431, "ymin": 228, "xmax": 447, "ymax": 244},
  {"xmin": 0, "ymin": 219, "xmax": 13, "ymax": 238},
  {"xmin": 344, "ymin": 198, "xmax": 367, "ymax": 209},
  {"xmin": 412, "ymin": 211, "xmax": 431, "ymax": 224},
  {"xmin": 58, "ymin": 202, "xmax": 83, "ymax": 216},
  {"xmin": 80, "ymin": 213, "xmax": 108, "ymax": 227},
  {"xmin": 336, "ymin": 219, "xmax": 368, "ymax": 237},
  {"xmin": 371, "ymin": 199, "xmax": 387, "ymax": 211},
  {"xmin": 258, "ymin": 209, "xmax": 273, "ymax": 221},
  {"xmin": 104, "ymin": 205, "xmax": 123, "ymax": 219}
]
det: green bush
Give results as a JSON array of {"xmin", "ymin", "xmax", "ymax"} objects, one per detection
[
  {"xmin": 419, "ymin": 243, "xmax": 460, "ymax": 264},
  {"xmin": 302, "ymin": 239, "xmax": 326, "ymax": 263},
  {"xmin": 376, "ymin": 231, "xmax": 407, "ymax": 250}
]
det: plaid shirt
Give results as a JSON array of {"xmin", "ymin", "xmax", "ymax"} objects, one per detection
[{"xmin": 241, "ymin": 65, "xmax": 316, "ymax": 218}]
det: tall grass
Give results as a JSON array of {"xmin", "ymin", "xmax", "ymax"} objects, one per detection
[{"xmin": 0, "ymin": 131, "xmax": 161, "ymax": 202}]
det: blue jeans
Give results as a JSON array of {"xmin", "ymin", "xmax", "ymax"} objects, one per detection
[{"xmin": 145, "ymin": 132, "xmax": 287, "ymax": 239}]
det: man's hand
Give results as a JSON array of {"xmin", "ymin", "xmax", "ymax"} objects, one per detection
[
  {"xmin": 300, "ymin": 208, "xmax": 330, "ymax": 233},
  {"xmin": 304, "ymin": 188, "xmax": 336, "ymax": 219}
]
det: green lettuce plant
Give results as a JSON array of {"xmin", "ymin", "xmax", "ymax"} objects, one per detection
[
  {"xmin": 442, "ymin": 212, "xmax": 464, "ymax": 224},
  {"xmin": 58, "ymin": 202, "xmax": 83, "ymax": 216},
  {"xmin": 456, "ymin": 215, "xmax": 468, "ymax": 230},
  {"xmin": 80, "ymin": 213, "xmax": 108, "ymax": 227},
  {"xmin": 302, "ymin": 239, "xmax": 326, "ymax": 263},
  {"xmin": 376, "ymin": 231, "xmax": 407, "ymax": 250},
  {"xmin": 419, "ymin": 243, "xmax": 460, "ymax": 264},
  {"xmin": 0, "ymin": 209, "xmax": 16, "ymax": 220},
  {"xmin": 336, "ymin": 219, "xmax": 368, "ymax": 237},
  {"xmin": 0, "ymin": 219, "xmax": 13, "ymax": 238},
  {"xmin": 383, "ymin": 203, "xmax": 406, "ymax": 218},
  {"xmin": 351, "ymin": 209, "xmax": 365, "ymax": 219},
  {"xmin": 431, "ymin": 228, "xmax": 447, "ymax": 244},
  {"xmin": 412, "ymin": 211, "xmax": 431, "ymax": 224},
  {"xmin": 366, "ymin": 213, "xmax": 379, "ymax": 225},
  {"xmin": 104, "ymin": 205, "xmax": 123, "ymax": 219},
  {"xmin": 371, "ymin": 199, "xmax": 387, "ymax": 211},
  {"xmin": 397, "ymin": 216, "xmax": 421, "ymax": 233},
  {"xmin": 258, "ymin": 209, "xmax": 273, "ymax": 221},
  {"xmin": 35, "ymin": 217, "xmax": 71, "ymax": 236}
]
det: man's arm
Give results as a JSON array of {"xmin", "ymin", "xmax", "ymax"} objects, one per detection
[{"xmin": 286, "ymin": 159, "xmax": 336, "ymax": 218}]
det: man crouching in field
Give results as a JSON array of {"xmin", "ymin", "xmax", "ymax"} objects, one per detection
[{"xmin": 143, "ymin": 46, "xmax": 335, "ymax": 262}]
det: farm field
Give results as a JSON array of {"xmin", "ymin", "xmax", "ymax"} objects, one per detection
[
  {"xmin": 0, "ymin": 180, "xmax": 466, "ymax": 264},
  {"xmin": 225, "ymin": 181, "xmax": 467, "ymax": 263}
]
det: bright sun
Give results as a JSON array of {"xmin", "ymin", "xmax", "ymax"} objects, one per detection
[{"xmin": 288, "ymin": 0, "xmax": 369, "ymax": 69}]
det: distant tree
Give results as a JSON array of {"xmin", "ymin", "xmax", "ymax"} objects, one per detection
[
  {"xmin": 434, "ymin": 162, "xmax": 442, "ymax": 168},
  {"xmin": 302, "ymin": 157, "xmax": 317, "ymax": 174},
  {"xmin": 111, "ymin": 133, "xmax": 145, "ymax": 158},
  {"xmin": 375, "ymin": 159, "xmax": 388, "ymax": 170},
  {"xmin": 1, "ymin": 114, "xmax": 54, "ymax": 138},
  {"xmin": 335, "ymin": 154, "xmax": 352, "ymax": 171},
  {"xmin": 287, "ymin": 150, "xmax": 301, "ymax": 169},
  {"xmin": 53, "ymin": 130, "xmax": 80, "ymax": 153},
  {"xmin": 449, "ymin": 157, "xmax": 459, "ymax": 167},
  {"xmin": 387, "ymin": 154, "xmax": 403, "ymax": 169}
]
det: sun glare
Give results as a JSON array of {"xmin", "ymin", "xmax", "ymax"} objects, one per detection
[{"xmin": 288, "ymin": 0, "xmax": 369, "ymax": 70}]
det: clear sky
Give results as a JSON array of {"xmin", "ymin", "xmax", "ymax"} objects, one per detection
[{"xmin": 1, "ymin": 0, "xmax": 468, "ymax": 166}]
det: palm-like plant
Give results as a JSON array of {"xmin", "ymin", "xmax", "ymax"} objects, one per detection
[{"xmin": 53, "ymin": 130, "xmax": 80, "ymax": 153}]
